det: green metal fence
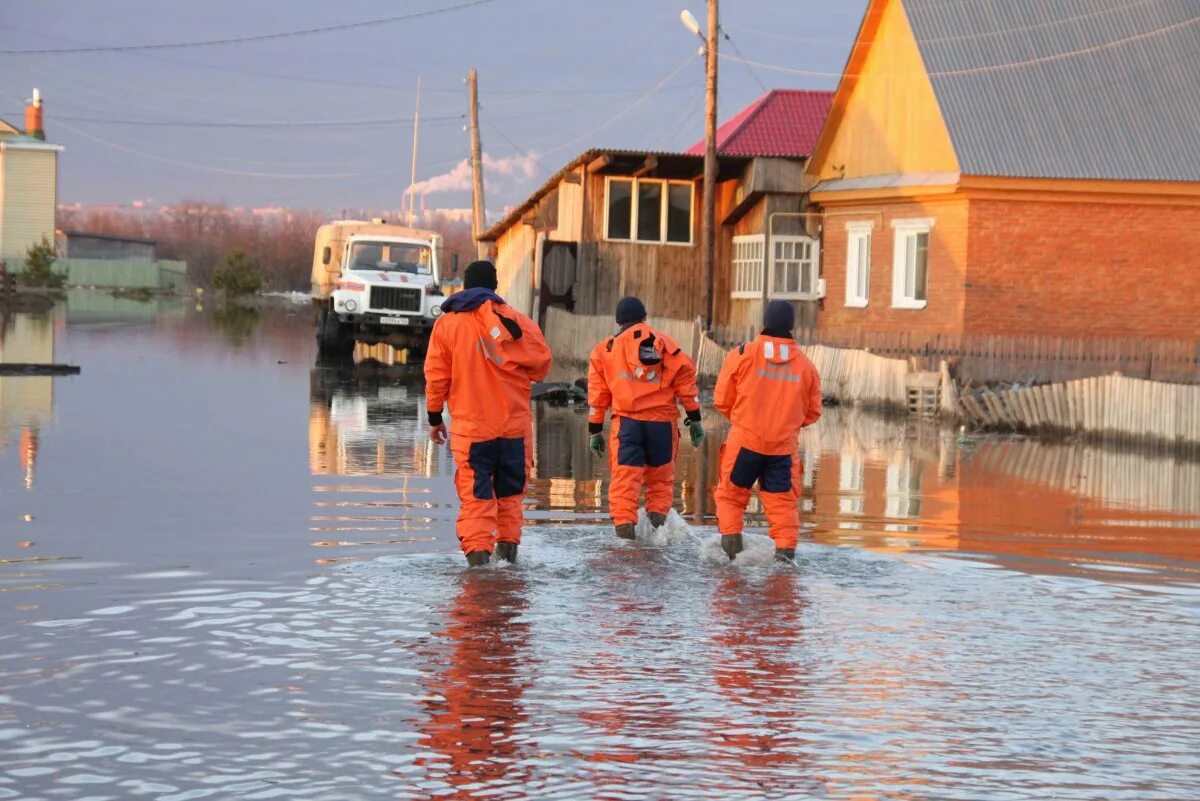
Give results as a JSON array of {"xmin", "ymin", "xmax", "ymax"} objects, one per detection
[{"xmin": 57, "ymin": 259, "xmax": 188, "ymax": 290}]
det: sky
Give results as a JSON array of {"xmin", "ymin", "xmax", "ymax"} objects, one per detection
[{"xmin": 0, "ymin": 0, "xmax": 868, "ymax": 215}]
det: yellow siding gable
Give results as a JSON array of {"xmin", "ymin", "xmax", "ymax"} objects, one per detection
[{"xmin": 808, "ymin": 0, "xmax": 958, "ymax": 182}]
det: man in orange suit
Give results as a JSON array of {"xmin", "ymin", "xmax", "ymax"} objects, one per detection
[
  {"xmin": 587, "ymin": 297, "xmax": 703, "ymax": 539},
  {"xmin": 714, "ymin": 300, "xmax": 822, "ymax": 563},
  {"xmin": 425, "ymin": 261, "xmax": 553, "ymax": 566}
]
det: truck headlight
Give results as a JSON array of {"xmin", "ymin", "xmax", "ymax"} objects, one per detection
[
  {"xmin": 345, "ymin": 299, "xmax": 357, "ymax": 312},
  {"xmin": 430, "ymin": 304, "xmax": 443, "ymax": 318}
]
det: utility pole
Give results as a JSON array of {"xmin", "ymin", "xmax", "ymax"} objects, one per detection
[
  {"xmin": 407, "ymin": 74, "xmax": 421, "ymax": 227},
  {"xmin": 702, "ymin": 0, "xmax": 719, "ymax": 331},
  {"xmin": 467, "ymin": 68, "xmax": 488, "ymax": 260}
]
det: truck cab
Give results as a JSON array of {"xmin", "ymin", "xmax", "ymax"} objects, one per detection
[{"xmin": 312, "ymin": 220, "xmax": 454, "ymax": 357}]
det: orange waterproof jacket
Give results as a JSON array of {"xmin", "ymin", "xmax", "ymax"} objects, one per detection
[
  {"xmin": 587, "ymin": 322, "xmax": 701, "ymax": 424},
  {"xmin": 714, "ymin": 334, "xmax": 822, "ymax": 454},
  {"xmin": 425, "ymin": 288, "xmax": 553, "ymax": 440}
]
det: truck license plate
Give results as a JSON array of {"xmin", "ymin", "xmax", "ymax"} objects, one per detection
[{"xmin": 380, "ymin": 316, "xmax": 410, "ymax": 326}]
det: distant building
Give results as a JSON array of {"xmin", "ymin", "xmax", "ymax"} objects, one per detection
[
  {"xmin": 481, "ymin": 90, "xmax": 834, "ymax": 330},
  {"xmin": 57, "ymin": 231, "xmax": 157, "ymax": 262},
  {"xmin": 808, "ymin": 0, "xmax": 1200, "ymax": 342},
  {"xmin": 0, "ymin": 89, "xmax": 62, "ymax": 267}
]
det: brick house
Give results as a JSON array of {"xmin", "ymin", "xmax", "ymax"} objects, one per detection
[
  {"xmin": 807, "ymin": 0, "xmax": 1200, "ymax": 343},
  {"xmin": 481, "ymin": 90, "xmax": 832, "ymax": 330}
]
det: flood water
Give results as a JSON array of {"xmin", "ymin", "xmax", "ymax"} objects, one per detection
[{"xmin": 2, "ymin": 293, "xmax": 1199, "ymax": 800}]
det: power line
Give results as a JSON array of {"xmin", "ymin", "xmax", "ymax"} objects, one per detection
[
  {"xmin": 720, "ymin": 28, "xmax": 769, "ymax": 94},
  {"xmin": 0, "ymin": 0, "xmax": 502, "ymax": 54},
  {"xmin": 718, "ymin": 12, "xmax": 1200, "ymax": 81},
  {"xmin": 54, "ymin": 119, "xmax": 417, "ymax": 179},
  {"xmin": 928, "ymin": 12, "xmax": 1200, "ymax": 76},
  {"xmin": 537, "ymin": 53, "xmax": 698, "ymax": 158}
]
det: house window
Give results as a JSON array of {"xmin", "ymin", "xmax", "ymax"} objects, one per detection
[
  {"xmin": 730, "ymin": 234, "xmax": 765, "ymax": 298},
  {"xmin": 845, "ymin": 221, "xmax": 873, "ymax": 308},
  {"xmin": 891, "ymin": 218, "xmax": 933, "ymax": 309},
  {"xmin": 771, "ymin": 236, "xmax": 821, "ymax": 300},
  {"xmin": 604, "ymin": 177, "xmax": 693, "ymax": 244}
]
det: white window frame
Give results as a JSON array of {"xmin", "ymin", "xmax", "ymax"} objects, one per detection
[
  {"xmin": 845, "ymin": 221, "xmax": 874, "ymax": 308},
  {"xmin": 891, "ymin": 218, "xmax": 934, "ymax": 310},
  {"xmin": 603, "ymin": 176, "xmax": 694, "ymax": 246},
  {"xmin": 769, "ymin": 235, "xmax": 822, "ymax": 300},
  {"xmin": 730, "ymin": 234, "xmax": 765, "ymax": 299}
]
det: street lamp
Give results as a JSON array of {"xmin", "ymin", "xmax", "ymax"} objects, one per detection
[{"xmin": 680, "ymin": 5, "xmax": 718, "ymax": 331}]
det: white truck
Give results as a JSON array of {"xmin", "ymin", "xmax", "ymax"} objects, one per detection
[{"xmin": 311, "ymin": 219, "xmax": 456, "ymax": 357}]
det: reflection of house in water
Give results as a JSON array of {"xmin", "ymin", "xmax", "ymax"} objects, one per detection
[
  {"xmin": 0, "ymin": 312, "xmax": 55, "ymax": 488},
  {"xmin": 62, "ymin": 288, "xmax": 184, "ymax": 328}
]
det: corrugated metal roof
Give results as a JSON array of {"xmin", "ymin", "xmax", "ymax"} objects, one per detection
[
  {"xmin": 685, "ymin": 89, "xmax": 834, "ymax": 158},
  {"xmin": 905, "ymin": 0, "xmax": 1200, "ymax": 182}
]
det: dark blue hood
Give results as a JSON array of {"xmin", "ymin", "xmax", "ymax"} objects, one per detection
[{"xmin": 440, "ymin": 287, "xmax": 506, "ymax": 313}]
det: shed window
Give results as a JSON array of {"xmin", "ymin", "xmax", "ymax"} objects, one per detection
[
  {"xmin": 636, "ymin": 181, "xmax": 662, "ymax": 242},
  {"xmin": 845, "ymin": 221, "xmax": 873, "ymax": 308},
  {"xmin": 891, "ymin": 218, "xmax": 933, "ymax": 309},
  {"xmin": 605, "ymin": 177, "xmax": 693, "ymax": 244},
  {"xmin": 730, "ymin": 234, "xmax": 765, "ymax": 298},
  {"xmin": 606, "ymin": 179, "xmax": 633, "ymax": 240}
]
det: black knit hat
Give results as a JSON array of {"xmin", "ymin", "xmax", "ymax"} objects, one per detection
[
  {"xmin": 763, "ymin": 299, "xmax": 795, "ymax": 333},
  {"xmin": 463, "ymin": 260, "xmax": 498, "ymax": 291},
  {"xmin": 615, "ymin": 296, "xmax": 647, "ymax": 326}
]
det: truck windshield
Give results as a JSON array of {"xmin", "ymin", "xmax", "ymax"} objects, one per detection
[{"xmin": 347, "ymin": 242, "xmax": 432, "ymax": 275}]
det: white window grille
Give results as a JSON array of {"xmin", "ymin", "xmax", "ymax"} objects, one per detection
[
  {"xmin": 891, "ymin": 218, "xmax": 933, "ymax": 309},
  {"xmin": 730, "ymin": 234, "xmax": 765, "ymax": 298},
  {"xmin": 885, "ymin": 455, "xmax": 922, "ymax": 519},
  {"xmin": 771, "ymin": 235, "xmax": 821, "ymax": 300},
  {"xmin": 845, "ymin": 221, "xmax": 873, "ymax": 308},
  {"xmin": 604, "ymin": 177, "xmax": 693, "ymax": 245}
]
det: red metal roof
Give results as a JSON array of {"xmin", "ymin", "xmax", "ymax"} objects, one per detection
[{"xmin": 686, "ymin": 89, "xmax": 834, "ymax": 158}]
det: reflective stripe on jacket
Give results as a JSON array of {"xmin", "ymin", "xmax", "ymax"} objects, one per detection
[
  {"xmin": 424, "ymin": 295, "xmax": 552, "ymax": 440},
  {"xmin": 713, "ymin": 334, "xmax": 822, "ymax": 454}
]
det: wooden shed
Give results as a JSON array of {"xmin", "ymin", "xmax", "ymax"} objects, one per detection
[{"xmin": 481, "ymin": 90, "xmax": 833, "ymax": 333}]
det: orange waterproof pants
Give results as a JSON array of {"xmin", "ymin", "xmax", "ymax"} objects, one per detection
[
  {"xmin": 607, "ymin": 416, "xmax": 679, "ymax": 526},
  {"xmin": 450, "ymin": 431, "xmax": 532, "ymax": 556},
  {"xmin": 714, "ymin": 428, "xmax": 801, "ymax": 549}
]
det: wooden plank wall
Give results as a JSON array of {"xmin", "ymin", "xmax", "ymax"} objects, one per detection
[
  {"xmin": 542, "ymin": 307, "xmax": 909, "ymax": 407},
  {"xmin": 958, "ymin": 374, "xmax": 1200, "ymax": 448},
  {"xmin": 706, "ymin": 327, "xmax": 1200, "ymax": 386}
]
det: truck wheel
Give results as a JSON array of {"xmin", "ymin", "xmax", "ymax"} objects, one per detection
[{"xmin": 317, "ymin": 309, "xmax": 354, "ymax": 357}]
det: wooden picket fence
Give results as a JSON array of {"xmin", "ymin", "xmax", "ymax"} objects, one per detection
[
  {"xmin": 707, "ymin": 326, "xmax": 1200, "ymax": 386},
  {"xmin": 959, "ymin": 374, "xmax": 1200, "ymax": 448},
  {"xmin": 543, "ymin": 308, "xmax": 910, "ymax": 407}
]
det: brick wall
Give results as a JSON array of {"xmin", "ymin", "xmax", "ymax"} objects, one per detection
[
  {"xmin": 965, "ymin": 198, "xmax": 1200, "ymax": 339},
  {"xmin": 817, "ymin": 197, "xmax": 969, "ymax": 341}
]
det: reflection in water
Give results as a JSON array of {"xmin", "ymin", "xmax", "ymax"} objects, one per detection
[
  {"xmin": 0, "ymin": 312, "xmax": 55, "ymax": 489},
  {"xmin": 413, "ymin": 569, "xmax": 532, "ymax": 799},
  {"xmin": 1, "ymin": 300, "xmax": 1198, "ymax": 800},
  {"xmin": 210, "ymin": 303, "xmax": 261, "ymax": 344}
]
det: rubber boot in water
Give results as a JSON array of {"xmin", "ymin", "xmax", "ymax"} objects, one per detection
[
  {"xmin": 465, "ymin": 550, "xmax": 490, "ymax": 567},
  {"xmin": 648, "ymin": 511, "xmax": 667, "ymax": 529},
  {"xmin": 494, "ymin": 541, "xmax": 518, "ymax": 563},
  {"xmin": 615, "ymin": 523, "xmax": 636, "ymax": 540},
  {"xmin": 721, "ymin": 534, "xmax": 744, "ymax": 561},
  {"xmin": 774, "ymin": 548, "xmax": 796, "ymax": 563}
]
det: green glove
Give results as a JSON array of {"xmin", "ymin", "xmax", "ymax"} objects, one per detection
[
  {"xmin": 686, "ymin": 419, "xmax": 705, "ymax": 447},
  {"xmin": 589, "ymin": 433, "xmax": 605, "ymax": 457}
]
